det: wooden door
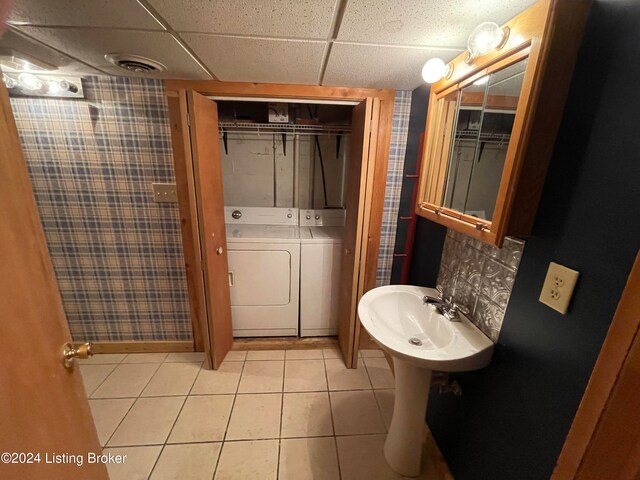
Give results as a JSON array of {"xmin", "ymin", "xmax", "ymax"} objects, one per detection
[
  {"xmin": 186, "ymin": 91, "xmax": 233, "ymax": 369},
  {"xmin": 0, "ymin": 85, "xmax": 107, "ymax": 478},
  {"xmin": 337, "ymin": 98, "xmax": 380, "ymax": 368},
  {"xmin": 553, "ymin": 251, "xmax": 640, "ymax": 479}
]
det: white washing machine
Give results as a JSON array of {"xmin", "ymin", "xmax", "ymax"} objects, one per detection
[
  {"xmin": 299, "ymin": 209, "xmax": 345, "ymax": 337},
  {"xmin": 225, "ymin": 206, "xmax": 300, "ymax": 337}
]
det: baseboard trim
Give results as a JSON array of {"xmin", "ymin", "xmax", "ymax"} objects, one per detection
[{"xmin": 87, "ymin": 341, "xmax": 195, "ymax": 354}]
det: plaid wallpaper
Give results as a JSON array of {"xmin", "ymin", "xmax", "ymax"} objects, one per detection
[
  {"xmin": 11, "ymin": 76, "xmax": 192, "ymax": 342},
  {"xmin": 377, "ymin": 91, "xmax": 412, "ymax": 286}
]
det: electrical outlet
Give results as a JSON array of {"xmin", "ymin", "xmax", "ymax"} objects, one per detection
[
  {"xmin": 152, "ymin": 183, "xmax": 178, "ymax": 203},
  {"xmin": 539, "ymin": 262, "xmax": 580, "ymax": 314}
]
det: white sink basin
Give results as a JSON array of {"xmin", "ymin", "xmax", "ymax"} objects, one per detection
[
  {"xmin": 358, "ymin": 284, "xmax": 494, "ymax": 372},
  {"xmin": 358, "ymin": 285, "xmax": 494, "ymax": 477}
]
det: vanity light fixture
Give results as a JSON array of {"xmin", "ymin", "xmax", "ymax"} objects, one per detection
[
  {"xmin": 466, "ymin": 22, "xmax": 510, "ymax": 63},
  {"xmin": 3, "ymin": 72, "xmax": 84, "ymax": 98},
  {"xmin": 421, "ymin": 57, "xmax": 453, "ymax": 84}
]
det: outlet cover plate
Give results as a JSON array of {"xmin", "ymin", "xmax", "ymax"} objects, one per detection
[
  {"xmin": 152, "ymin": 183, "xmax": 178, "ymax": 203},
  {"xmin": 539, "ymin": 262, "xmax": 580, "ymax": 314}
]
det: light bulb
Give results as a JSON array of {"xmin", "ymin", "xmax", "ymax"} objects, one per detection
[
  {"xmin": 3, "ymin": 73, "xmax": 17, "ymax": 89},
  {"xmin": 18, "ymin": 72, "xmax": 42, "ymax": 91},
  {"xmin": 467, "ymin": 22, "xmax": 507, "ymax": 58},
  {"xmin": 422, "ymin": 58, "xmax": 449, "ymax": 84},
  {"xmin": 48, "ymin": 79, "xmax": 69, "ymax": 94}
]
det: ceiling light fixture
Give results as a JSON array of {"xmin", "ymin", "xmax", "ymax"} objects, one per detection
[
  {"xmin": 4, "ymin": 72, "xmax": 84, "ymax": 98},
  {"xmin": 466, "ymin": 22, "xmax": 510, "ymax": 63},
  {"xmin": 421, "ymin": 58, "xmax": 453, "ymax": 84}
]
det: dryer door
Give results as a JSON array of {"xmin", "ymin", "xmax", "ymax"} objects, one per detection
[{"xmin": 228, "ymin": 249, "xmax": 291, "ymax": 306}]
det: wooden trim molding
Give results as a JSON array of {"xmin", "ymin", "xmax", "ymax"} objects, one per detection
[
  {"xmin": 553, "ymin": 251, "xmax": 640, "ymax": 479},
  {"xmin": 88, "ymin": 341, "xmax": 194, "ymax": 354}
]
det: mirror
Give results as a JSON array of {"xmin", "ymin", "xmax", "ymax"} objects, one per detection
[{"xmin": 426, "ymin": 57, "xmax": 528, "ymax": 222}]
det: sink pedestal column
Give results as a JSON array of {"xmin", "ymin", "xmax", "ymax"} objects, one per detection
[{"xmin": 384, "ymin": 358, "xmax": 432, "ymax": 477}]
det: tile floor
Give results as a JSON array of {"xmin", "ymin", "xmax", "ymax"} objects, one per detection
[{"xmin": 79, "ymin": 348, "xmax": 441, "ymax": 480}]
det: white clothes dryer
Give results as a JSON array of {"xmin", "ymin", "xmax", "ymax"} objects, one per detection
[{"xmin": 225, "ymin": 207, "xmax": 300, "ymax": 337}]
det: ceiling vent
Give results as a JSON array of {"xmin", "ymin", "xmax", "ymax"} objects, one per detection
[{"xmin": 105, "ymin": 54, "xmax": 166, "ymax": 74}]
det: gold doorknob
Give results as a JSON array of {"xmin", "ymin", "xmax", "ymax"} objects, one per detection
[
  {"xmin": 216, "ymin": 247, "xmax": 223, "ymax": 255},
  {"xmin": 62, "ymin": 342, "xmax": 94, "ymax": 369}
]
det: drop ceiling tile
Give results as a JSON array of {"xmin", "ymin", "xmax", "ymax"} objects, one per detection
[
  {"xmin": 323, "ymin": 42, "xmax": 462, "ymax": 90},
  {"xmin": 337, "ymin": 0, "xmax": 538, "ymax": 47},
  {"xmin": 8, "ymin": 0, "xmax": 163, "ymax": 30},
  {"xmin": 14, "ymin": 27, "xmax": 211, "ymax": 79},
  {"xmin": 0, "ymin": 29, "xmax": 102, "ymax": 75},
  {"xmin": 182, "ymin": 34, "xmax": 325, "ymax": 84},
  {"xmin": 148, "ymin": 0, "xmax": 337, "ymax": 39}
]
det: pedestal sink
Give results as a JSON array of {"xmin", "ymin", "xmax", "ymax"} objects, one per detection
[{"xmin": 358, "ymin": 285, "xmax": 494, "ymax": 477}]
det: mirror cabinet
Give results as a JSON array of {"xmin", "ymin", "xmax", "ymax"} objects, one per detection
[{"xmin": 416, "ymin": 0, "xmax": 591, "ymax": 246}]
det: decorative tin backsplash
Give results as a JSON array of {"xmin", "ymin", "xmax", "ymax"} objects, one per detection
[{"xmin": 437, "ymin": 229, "xmax": 525, "ymax": 341}]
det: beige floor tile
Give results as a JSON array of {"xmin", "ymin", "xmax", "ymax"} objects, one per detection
[
  {"xmin": 191, "ymin": 362, "xmax": 243, "ymax": 395},
  {"xmin": 284, "ymin": 359, "xmax": 327, "ymax": 392},
  {"xmin": 374, "ymin": 389, "xmax": 395, "ymax": 430},
  {"xmin": 215, "ymin": 440, "xmax": 278, "ymax": 480},
  {"xmin": 360, "ymin": 349, "xmax": 385, "ymax": 358},
  {"xmin": 89, "ymin": 398, "xmax": 135, "ymax": 446},
  {"xmin": 108, "ymin": 396, "xmax": 185, "ymax": 446},
  {"xmin": 281, "ymin": 392, "xmax": 333, "ymax": 438},
  {"xmin": 165, "ymin": 352, "xmax": 206, "ymax": 363},
  {"xmin": 104, "ymin": 445, "xmax": 162, "ymax": 480},
  {"xmin": 168, "ymin": 395, "xmax": 234, "ymax": 443},
  {"xmin": 122, "ymin": 353, "xmax": 168, "ymax": 363},
  {"xmin": 225, "ymin": 394, "xmax": 282, "ymax": 440},
  {"xmin": 141, "ymin": 362, "xmax": 201, "ymax": 397},
  {"xmin": 79, "ymin": 364, "xmax": 116, "ymax": 396},
  {"xmin": 245, "ymin": 350, "xmax": 285, "ymax": 361},
  {"xmin": 325, "ymin": 358, "xmax": 371, "ymax": 391},
  {"xmin": 322, "ymin": 347, "xmax": 342, "ymax": 359},
  {"xmin": 337, "ymin": 434, "xmax": 402, "ymax": 480},
  {"xmin": 237, "ymin": 361, "xmax": 284, "ymax": 393},
  {"xmin": 91, "ymin": 363, "xmax": 160, "ymax": 399},
  {"xmin": 78, "ymin": 353, "xmax": 127, "ymax": 365},
  {"xmin": 285, "ymin": 349, "xmax": 324, "ymax": 360},
  {"xmin": 364, "ymin": 357, "xmax": 395, "ymax": 389},
  {"xmin": 224, "ymin": 350, "xmax": 247, "ymax": 362},
  {"xmin": 150, "ymin": 443, "xmax": 221, "ymax": 480},
  {"xmin": 279, "ymin": 437, "xmax": 340, "ymax": 480},
  {"xmin": 330, "ymin": 390, "xmax": 386, "ymax": 435}
]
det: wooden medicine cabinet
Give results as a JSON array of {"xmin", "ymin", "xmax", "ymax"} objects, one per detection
[{"xmin": 416, "ymin": 0, "xmax": 591, "ymax": 246}]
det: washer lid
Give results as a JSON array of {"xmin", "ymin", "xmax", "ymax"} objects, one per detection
[
  {"xmin": 226, "ymin": 224, "xmax": 300, "ymax": 243},
  {"xmin": 300, "ymin": 226, "xmax": 344, "ymax": 243}
]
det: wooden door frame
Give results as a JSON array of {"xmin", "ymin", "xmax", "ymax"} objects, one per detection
[
  {"xmin": 553, "ymin": 250, "xmax": 640, "ymax": 478},
  {"xmin": 164, "ymin": 81, "xmax": 395, "ymax": 365}
]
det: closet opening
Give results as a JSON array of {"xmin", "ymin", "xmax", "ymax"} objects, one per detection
[
  {"xmin": 216, "ymin": 99, "xmax": 352, "ymax": 339},
  {"xmin": 167, "ymin": 85, "xmax": 391, "ymax": 369}
]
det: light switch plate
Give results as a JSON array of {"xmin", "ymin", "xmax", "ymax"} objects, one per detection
[
  {"xmin": 539, "ymin": 262, "xmax": 580, "ymax": 314},
  {"xmin": 152, "ymin": 183, "xmax": 178, "ymax": 203}
]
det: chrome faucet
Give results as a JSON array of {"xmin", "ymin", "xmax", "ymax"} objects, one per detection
[{"xmin": 423, "ymin": 286, "xmax": 469, "ymax": 322}]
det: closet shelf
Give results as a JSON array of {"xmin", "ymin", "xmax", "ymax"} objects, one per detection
[{"xmin": 218, "ymin": 122, "xmax": 351, "ymax": 136}]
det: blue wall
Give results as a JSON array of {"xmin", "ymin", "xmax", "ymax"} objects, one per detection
[{"xmin": 410, "ymin": 1, "xmax": 640, "ymax": 478}]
